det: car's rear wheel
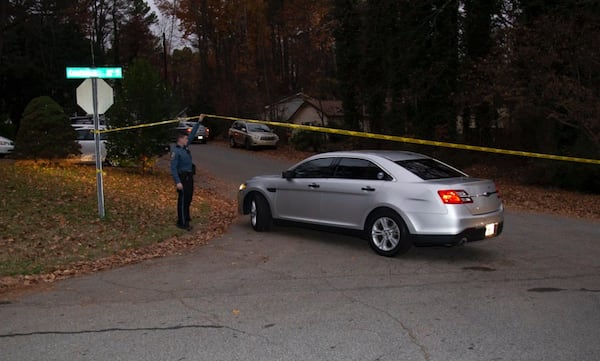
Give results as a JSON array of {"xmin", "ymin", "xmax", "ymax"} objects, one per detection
[
  {"xmin": 250, "ymin": 193, "xmax": 272, "ymax": 231},
  {"xmin": 365, "ymin": 210, "xmax": 411, "ymax": 256},
  {"xmin": 229, "ymin": 137, "xmax": 236, "ymax": 148}
]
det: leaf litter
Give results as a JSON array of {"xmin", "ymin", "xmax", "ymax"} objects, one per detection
[{"xmin": 0, "ymin": 160, "xmax": 236, "ymax": 294}]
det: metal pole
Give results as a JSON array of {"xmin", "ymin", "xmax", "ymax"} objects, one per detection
[{"xmin": 92, "ymin": 77, "xmax": 106, "ymax": 218}]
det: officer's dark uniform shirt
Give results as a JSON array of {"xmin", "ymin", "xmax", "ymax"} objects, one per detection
[{"xmin": 170, "ymin": 122, "xmax": 200, "ymax": 184}]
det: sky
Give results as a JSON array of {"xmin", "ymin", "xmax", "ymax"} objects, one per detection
[{"xmin": 149, "ymin": 0, "xmax": 187, "ymax": 51}]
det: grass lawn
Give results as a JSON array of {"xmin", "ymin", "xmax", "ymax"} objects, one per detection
[{"xmin": 0, "ymin": 160, "xmax": 221, "ymax": 280}]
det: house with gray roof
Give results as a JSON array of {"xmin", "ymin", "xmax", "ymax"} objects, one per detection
[{"xmin": 263, "ymin": 93, "xmax": 344, "ymax": 127}]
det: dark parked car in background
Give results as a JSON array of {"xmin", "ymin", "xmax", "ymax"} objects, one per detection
[
  {"xmin": 238, "ymin": 150, "xmax": 504, "ymax": 256},
  {"xmin": 175, "ymin": 121, "xmax": 209, "ymax": 144}
]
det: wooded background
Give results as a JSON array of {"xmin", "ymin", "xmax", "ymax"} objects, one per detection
[{"xmin": 1, "ymin": 0, "xmax": 598, "ymax": 189}]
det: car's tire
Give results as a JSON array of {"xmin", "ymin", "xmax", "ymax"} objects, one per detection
[
  {"xmin": 250, "ymin": 193, "xmax": 272, "ymax": 231},
  {"xmin": 365, "ymin": 210, "xmax": 411, "ymax": 256},
  {"xmin": 229, "ymin": 137, "xmax": 236, "ymax": 148},
  {"xmin": 245, "ymin": 138, "xmax": 252, "ymax": 150}
]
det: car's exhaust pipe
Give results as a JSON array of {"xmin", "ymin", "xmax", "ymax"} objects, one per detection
[{"xmin": 444, "ymin": 237, "xmax": 468, "ymax": 247}]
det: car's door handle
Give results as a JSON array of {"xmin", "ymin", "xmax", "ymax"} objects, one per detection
[
  {"xmin": 361, "ymin": 186, "xmax": 376, "ymax": 192},
  {"xmin": 308, "ymin": 183, "xmax": 320, "ymax": 189}
]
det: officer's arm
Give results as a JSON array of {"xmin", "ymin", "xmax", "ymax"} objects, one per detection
[
  {"xmin": 170, "ymin": 149, "xmax": 181, "ymax": 184},
  {"xmin": 187, "ymin": 121, "xmax": 201, "ymax": 147}
]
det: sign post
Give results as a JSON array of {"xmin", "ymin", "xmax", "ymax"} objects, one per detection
[
  {"xmin": 68, "ymin": 67, "xmax": 122, "ymax": 218},
  {"xmin": 91, "ymin": 77, "xmax": 105, "ymax": 218}
]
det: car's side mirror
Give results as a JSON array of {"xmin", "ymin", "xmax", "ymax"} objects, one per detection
[
  {"xmin": 282, "ymin": 170, "xmax": 294, "ymax": 179},
  {"xmin": 241, "ymin": 127, "xmax": 247, "ymax": 132}
]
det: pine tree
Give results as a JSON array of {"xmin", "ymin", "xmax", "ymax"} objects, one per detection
[{"xmin": 106, "ymin": 59, "xmax": 175, "ymax": 170}]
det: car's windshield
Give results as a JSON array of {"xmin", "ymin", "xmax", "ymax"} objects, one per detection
[
  {"xmin": 395, "ymin": 158, "xmax": 465, "ymax": 180},
  {"xmin": 247, "ymin": 124, "xmax": 271, "ymax": 132}
]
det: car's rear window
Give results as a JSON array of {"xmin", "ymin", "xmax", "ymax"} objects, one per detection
[{"xmin": 395, "ymin": 159, "xmax": 465, "ymax": 180}]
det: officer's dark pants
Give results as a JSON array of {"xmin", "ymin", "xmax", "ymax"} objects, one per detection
[{"xmin": 177, "ymin": 172, "xmax": 194, "ymax": 227}]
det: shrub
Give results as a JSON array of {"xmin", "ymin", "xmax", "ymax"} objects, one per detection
[
  {"xmin": 289, "ymin": 130, "xmax": 327, "ymax": 152},
  {"xmin": 15, "ymin": 96, "xmax": 80, "ymax": 159}
]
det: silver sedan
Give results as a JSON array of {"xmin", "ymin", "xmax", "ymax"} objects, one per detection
[
  {"xmin": 238, "ymin": 150, "xmax": 504, "ymax": 256},
  {"xmin": 0, "ymin": 135, "xmax": 14, "ymax": 157}
]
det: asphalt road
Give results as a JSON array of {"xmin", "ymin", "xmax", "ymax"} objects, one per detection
[{"xmin": 1, "ymin": 142, "xmax": 599, "ymax": 361}]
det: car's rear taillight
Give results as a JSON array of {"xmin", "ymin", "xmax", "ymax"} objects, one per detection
[
  {"xmin": 186, "ymin": 127, "xmax": 192, "ymax": 134},
  {"xmin": 438, "ymin": 190, "xmax": 473, "ymax": 204}
]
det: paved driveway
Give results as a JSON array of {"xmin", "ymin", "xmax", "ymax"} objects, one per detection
[{"xmin": 1, "ymin": 143, "xmax": 599, "ymax": 361}]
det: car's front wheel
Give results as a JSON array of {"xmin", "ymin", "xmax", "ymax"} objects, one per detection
[
  {"xmin": 250, "ymin": 193, "xmax": 272, "ymax": 231},
  {"xmin": 365, "ymin": 210, "xmax": 411, "ymax": 256},
  {"xmin": 106, "ymin": 157, "xmax": 120, "ymax": 167}
]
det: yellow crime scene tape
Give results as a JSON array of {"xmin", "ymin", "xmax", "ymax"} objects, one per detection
[
  {"xmin": 94, "ymin": 113, "xmax": 600, "ymax": 165},
  {"xmin": 95, "ymin": 115, "xmax": 201, "ymax": 134},
  {"xmin": 206, "ymin": 114, "xmax": 600, "ymax": 165}
]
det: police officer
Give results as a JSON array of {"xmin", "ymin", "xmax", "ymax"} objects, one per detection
[{"xmin": 170, "ymin": 115, "xmax": 203, "ymax": 230}]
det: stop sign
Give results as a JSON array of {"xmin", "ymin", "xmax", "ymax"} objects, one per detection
[{"xmin": 76, "ymin": 78, "xmax": 114, "ymax": 114}]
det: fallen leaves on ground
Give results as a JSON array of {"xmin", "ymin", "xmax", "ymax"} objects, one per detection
[
  {"xmin": 0, "ymin": 160, "xmax": 237, "ymax": 295},
  {"xmin": 463, "ymin": 163, "xmax": 600, "ymax": 221}
]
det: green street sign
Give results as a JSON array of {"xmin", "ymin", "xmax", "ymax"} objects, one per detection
[{"xmin": 66, "ymin": 67, "xmax": 123, "ymax": 79}]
